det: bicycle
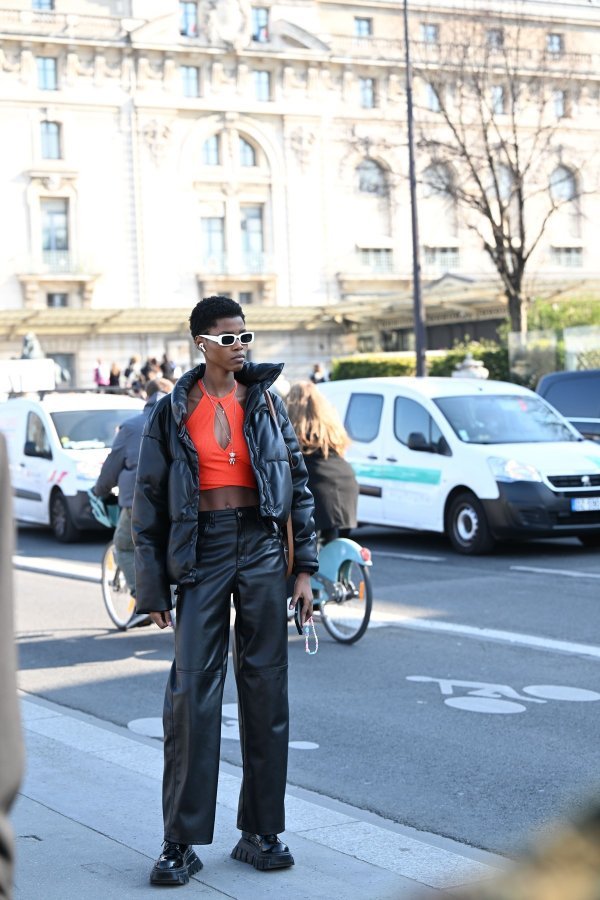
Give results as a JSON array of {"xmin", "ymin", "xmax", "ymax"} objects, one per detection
[
  {"xmin": 87, "ymin": 490, "xmax": 150, "ymax": 630},
  {"xmin": 290, "ymin": 535, "xmax": 373, "ymax": 644}
]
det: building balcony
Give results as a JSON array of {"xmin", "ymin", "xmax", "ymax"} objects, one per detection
[
  {"xmin": 198, "ymin": 252, "xmax": 274, "ymax": 277},
  {"xmin": 0, "ymin": 8, "xmax": 122, "ymax": 40},
  {"xmin": 18, "ymin": 252, "xmax": 95, "ymax": 276}
]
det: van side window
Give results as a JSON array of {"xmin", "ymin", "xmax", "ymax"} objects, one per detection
[
  {"xmin": 345, "ymin": 393, "xmax": 383, "ymax": 442},
  {"xmin": 544, "ymin": 378, "xmax": 600, "ymax": 418},
  {"xmin": 394, "ymin": 397, "xmax": 449, "ymax": 454},
  {"xmin": 25, "ymin": 412, "xmax": 52, "ymax": 457}
]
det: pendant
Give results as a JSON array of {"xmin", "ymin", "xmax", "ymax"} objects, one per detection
[{"xmin": 229, "ymin": 451, "xmax": 236, "ymax": 465}]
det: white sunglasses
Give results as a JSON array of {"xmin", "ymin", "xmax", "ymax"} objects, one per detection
[{"xmin": 198, "ymin": 331, "xmax": 255, "ymax": 347}]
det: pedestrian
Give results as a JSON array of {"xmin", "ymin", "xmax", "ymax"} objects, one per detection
[
  {"xmin": 93, "ymin": 378, "xmax": 174, "ymax": 601},
  {"xmin": 94, "ymin": 358, "xmax": 110, "ymax": 386},
  {"xmin": 132, "ymin": 295, "xmax": 318, "ymax": 886},
  {"xmin": 109, "ymin": 361, "xmax": 121, "ymax": 387},
  {"xmin": 286, "ymin": 380, "xmax": 358, "ymax": 544},
  {"xmin": 309, "ymin": 362, "xmax": 328, "ymax": 384},
  {"xmin": 160, "ymin": 352, "xmax": 176, "ymax": 380},
  {"xmin": 0, "ymin": 434, "xmax": 24, "ymax": 900}
]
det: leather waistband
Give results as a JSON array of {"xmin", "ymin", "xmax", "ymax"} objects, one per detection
[{"xmin": 198, "ymin": 505, "xmax": 261, "ymax": 524}]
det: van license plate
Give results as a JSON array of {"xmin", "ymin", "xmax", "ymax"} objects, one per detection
[{"xmin": 571, "ymin": 497, "xmax": 600, "ymax": 512}]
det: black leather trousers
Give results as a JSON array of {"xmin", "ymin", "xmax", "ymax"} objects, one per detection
[{"xmin": 162, "ymin": 506, "xmax": 289, "ymax": 845}]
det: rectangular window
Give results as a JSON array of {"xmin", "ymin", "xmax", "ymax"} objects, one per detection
[
  {"xmin": 181, "ymin": 65, "xmax": 199, "ymax": 97},
  {"xmin": 40, "ymin": 120, "xmax": 61, "ymax": 159},
  {"xmin": 37, "ymin": 57, "xmax": 58, "ymax": 90},
  {"xmin": 491, "ymin": 84, "xmax": 506, "ymax": 115},
  {"xmin": 424, "ymin": 247, "xmax": 460, "ymax": 269},
  {"xmin": 33, "ymin": 0, "xmax": 54, "ymax": 9},
  {"xmin": 41, "ymin": 198, "xmax": 69, "ymax": 267},
  {"xmin": 359, "ymin": 77, "xmax": 376, "ymax": 109},
  {"xmin": 202, "ymin": 134, "xmax": 220, "ymax": 165},
  {"xmin": 425, "ymin": 82, "xmax": 440, "ymax": 112},
  {"xmin": 487, "ymin": 27, "xmax": 504, "ymax": 49},
  {"xmin": 354, "ymin": 17, "xmax": 373, "ymax": 37},
  {"xmin": 179, "ymin": 2, "xmax": 198, "ymax": 36},
  {"xmin": 550, "ymin": 247, "xmax": 582, "ymax": 268},
  {"xmin": 46, "ymin": 292, "xmax": 68, "ymax": 308},
  {"xmin": 201, "ymin": 217, "xmax": 225, "ymax": 270},
  {"xmin": 254, "ymin": 70, "xmax": 271, "ymax": 101},
  {"xmin": 553, "ymin": 89, "xmax": 567, "ymax": 118},
  {"xmin": 239, "ymin": 291, "xmax": 253, "ymax": 305},
  {"xmin": 420, "ymin": 23, "xmax": 439, "ymax": 44},
  {"xmin": 251, "ymin": 7, "xmax": 269, "ymax": 43},
  {"xmin": 241, "ymin": 206, "xmax": 264, "ymax": 271},
  {"xmin": 547, "ymin": 33, "xmax": 564, "ymax": 55},
  {"xmin": 359, "ymin": 248, "xmax": 392, "ymax": 272}
]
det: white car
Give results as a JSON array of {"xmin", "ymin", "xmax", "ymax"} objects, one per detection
[
  {"xmin": 0, "ymin": 392, "xmax": 143, "ymax": 541},
  {"xmin": 319, "ymin": 377, "xmax": 600, "ymax": 554}
]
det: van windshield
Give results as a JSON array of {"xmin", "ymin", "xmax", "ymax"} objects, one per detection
[
  {"xmin": 50, "ymin": 409, "xmax": 137, "ymax": 450},
  {"xmin": 433, "ymin": 395, "xmax": 578, "ymax": 444}
]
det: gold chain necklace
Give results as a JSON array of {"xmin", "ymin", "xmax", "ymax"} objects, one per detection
[{"xmin": 201, "ymin": 380, "xmax": 238, "ymax": 465}]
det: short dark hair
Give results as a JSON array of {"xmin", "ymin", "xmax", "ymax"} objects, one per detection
[{"xmin": 189, "ymin": 296, "xmax": 245, "ymax": 338}]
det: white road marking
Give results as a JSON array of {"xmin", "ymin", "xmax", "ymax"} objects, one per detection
[
  {"xmin": 373, "ymin": 550, "xmax": 446, "ymax": 562},
  {"xmin": 511, "ymin": 565, "xmax": 600, "ymax": 580},
  {"xmin": 376, "ymin": 615, "xmax": 600, "ymax": 659},
  {"xmin": 407, "ymin": 676, "xmax": 600, "ymax": 714}
]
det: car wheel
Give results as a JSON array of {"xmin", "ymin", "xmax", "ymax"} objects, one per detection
[
  {"xmin": 49, "ymin": 490, "xmax": 79, "ymax": 543},
  {"xmin": 578, "ymin": 534, "xmax": 600, "ymax": 548},
  {"xmin": 447, "ymin": 491, "xmax": 495, "ymax": 555}
]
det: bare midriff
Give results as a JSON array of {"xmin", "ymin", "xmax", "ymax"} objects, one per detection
[{"xmin": 199, "ymin": 485, "xmax": 260, "ymax": 511}]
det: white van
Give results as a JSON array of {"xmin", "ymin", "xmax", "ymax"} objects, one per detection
[
  {"xmin": 319, "ymin": 377, "xmax": 600, "ymax": 554},
  {"xmin": 0, "ymin": 392, "xmax": 143, "ymax": 541}
]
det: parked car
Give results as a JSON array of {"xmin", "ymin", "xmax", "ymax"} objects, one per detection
[
  {"xmin": 536, "ymin": 369, "xmax": 600, "ymax": 444},
  {"xmin": 0, "ymin": 392, "xmax": 143, "ymax": 541},
  {"xmin": 318, "ymin": 377, "xmax": 600, "ymax": 554}
]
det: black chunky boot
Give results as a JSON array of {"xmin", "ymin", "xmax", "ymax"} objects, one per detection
[
  {"xmin": 150, "ymin": 841, "xmax": 203, "ymax": 886},
  {"xmin": 231, "ymin": 832, "xmax": 294, "ymax": 870}
]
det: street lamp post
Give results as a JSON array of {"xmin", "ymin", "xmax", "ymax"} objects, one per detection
[{"xmin": 403, "ymin": 0, "xmax": 427, "ymax": 376}]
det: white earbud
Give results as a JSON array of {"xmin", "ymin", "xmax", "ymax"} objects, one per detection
[{"xmin": 199, "ymin": 343, "xmax": 205, "ymax": 352}]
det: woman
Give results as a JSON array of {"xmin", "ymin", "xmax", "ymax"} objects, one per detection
[
  {"xmin": 286, "ymin": 381, "xmax": 358, "ymax": 544},
  {"xmin": 132, "ymin": 295, "xmax": 317, "ymax": 886}
]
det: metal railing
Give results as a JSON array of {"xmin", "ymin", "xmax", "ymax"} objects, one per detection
[
  {"xmin": 200, "ymin": 252, "xmax": 273, "ymax": 275},
  {"xmin": 19, "ymin": 252, "xmax": 91, "ymax": 275}
]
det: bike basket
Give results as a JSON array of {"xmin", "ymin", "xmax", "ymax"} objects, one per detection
[{"xmin": 87, "ymin": 489, "xmax": 119, "ymax": 529}]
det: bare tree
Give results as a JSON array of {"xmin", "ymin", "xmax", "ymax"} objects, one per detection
[{"xmin": 413, "ymin": 16, "xmax": 592, "ymax": 335}]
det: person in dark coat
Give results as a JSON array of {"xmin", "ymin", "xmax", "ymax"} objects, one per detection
[
  {"xmin": 132, "ymin": 296, "xmax": 318, "ymax": 886},
  {"xmin": 93, "ymin": 377, "xmax": 174, "ymax": 598},
  {"xmin": 286, "ymin": 381, "xmax": 358, "ymax": 543}
]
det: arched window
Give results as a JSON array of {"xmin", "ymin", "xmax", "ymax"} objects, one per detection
[
  {"xmin": 550, "ymin": 165, "xmax": 576, "ymax": 203},
  {"xmin": 357, "ymin": 159, "xmax": 387, "ymax": 196},
  {"xmin": 422, "ymin": 162, "xmax": 457, "ymax": 238},
  {"xmin": 239, "ymin": 136, "xmax": 256, "ymax": 167},
  {"xmin": 202, "ymin": 135, "xmax": 220, "ymax": 166}
]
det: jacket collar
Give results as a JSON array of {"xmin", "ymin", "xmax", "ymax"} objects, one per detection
[{"xmin": 171, "ymin": 361, "xmax": 284, "ymax": 428}]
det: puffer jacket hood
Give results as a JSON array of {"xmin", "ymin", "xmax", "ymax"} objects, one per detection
[{"xmin": 132, "ymin": 361, "xmax": 317, "ymax": 613}]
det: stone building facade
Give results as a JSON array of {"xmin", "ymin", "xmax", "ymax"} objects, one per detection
[{"xmin": 0, "ymin": 0, "xmax": 599, "ymax": 384}]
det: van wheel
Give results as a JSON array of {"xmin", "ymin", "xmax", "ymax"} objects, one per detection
[
  {"xmin": 447, "ymin": 492, "xmax": 494, "ymax": 555},
  {"xmin": 50, "ymin": 490, "xmax": 78, "ymax": 543},
  {"xmin": 579, "ymin": 534, "xmax": 600, "ymax": 548}
]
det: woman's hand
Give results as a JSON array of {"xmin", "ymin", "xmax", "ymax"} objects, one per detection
[
  {"xmin": 289, "ymin": 573, "xmax": 313, "ymax": 627},
  {"xmin": 149, "ymin": 610, "xmax": 173, "ymax": 629}
]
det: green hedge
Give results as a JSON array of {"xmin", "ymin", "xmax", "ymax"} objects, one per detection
[{"xmin": 330, "ymin": 343, "xmax": 510, "ymax": 381}]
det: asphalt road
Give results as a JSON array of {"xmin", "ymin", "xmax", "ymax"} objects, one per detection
[{"xmin": 13, "ymin": 524, "xmax": 600, "ymax": 856}]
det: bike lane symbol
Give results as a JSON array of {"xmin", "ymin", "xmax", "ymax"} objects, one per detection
[{"xmin": 406, "ymin": 677, "xmax": 600, "ymax": 714}]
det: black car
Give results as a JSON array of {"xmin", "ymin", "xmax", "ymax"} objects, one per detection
[{"xmin": 537, "ymin": 369, "xmax": 600, "ymax": 444}]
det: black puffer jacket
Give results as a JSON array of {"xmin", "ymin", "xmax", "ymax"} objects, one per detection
[{"xmin": 132, "ymin": 361, "xmax": 318, "ymax": 613}]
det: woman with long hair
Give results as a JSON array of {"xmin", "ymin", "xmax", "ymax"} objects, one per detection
[{"xmin": 286, "ymin": 380, "xmax": 358, "ymax": 543}]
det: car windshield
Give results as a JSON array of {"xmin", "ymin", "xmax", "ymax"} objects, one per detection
[
  {"xmin": 50, "ymin": 409, "xmax": 136, "ymax": 450},
  {"xmin": 433, "ymin": 394, "xmax": 578, "ymax": 444}
]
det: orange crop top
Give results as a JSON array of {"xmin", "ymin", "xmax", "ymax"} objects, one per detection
[{"xmin": 186, "ymin": 383, "xmax": 258, "ymax": 491}]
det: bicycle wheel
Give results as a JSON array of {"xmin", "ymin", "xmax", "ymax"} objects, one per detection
[
  {"xmin": 101, "ymin": 543, "xmax": 136, "ymax": 630},
  {"xmin": 319, "ymin": 560, "xmax": 373, "ymax": 644}
]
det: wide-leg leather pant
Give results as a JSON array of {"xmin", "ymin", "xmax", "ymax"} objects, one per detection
[{"xmin": 162, "ymin": 506, "xmax": 289, "ymax": 845}]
